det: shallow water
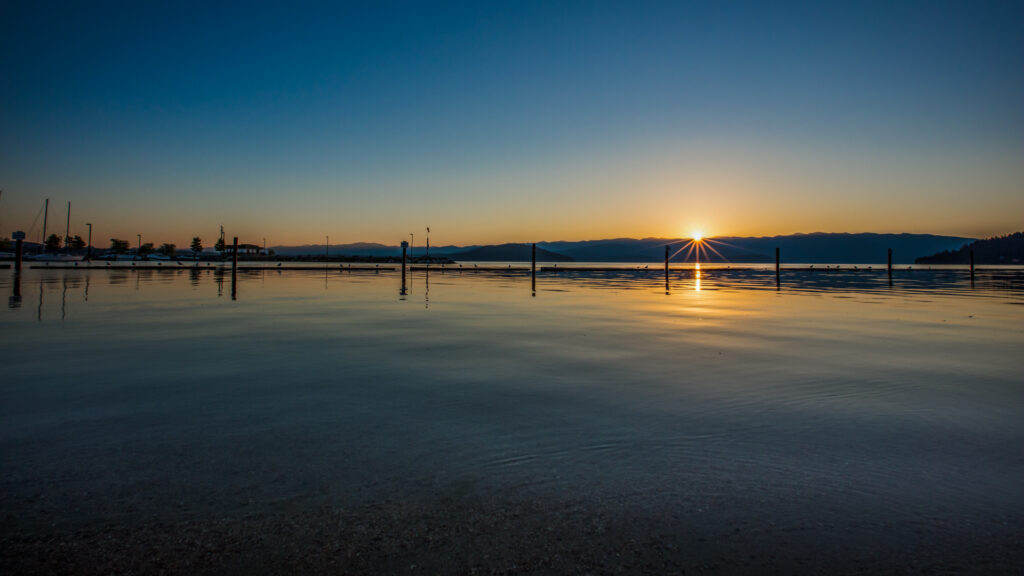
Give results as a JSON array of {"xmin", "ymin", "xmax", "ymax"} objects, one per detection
[{"xmin": 1, "ymin": 266, "xmax": 1022, "ymax": 569}]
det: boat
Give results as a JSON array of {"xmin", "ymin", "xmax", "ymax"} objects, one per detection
[
  {"xmin": 30, "ymin": 199, "xmax": 84, "ymax": 261},
  {"xmin": 29, "ymin": 253, "xmax": 83, "ymax": 262}
]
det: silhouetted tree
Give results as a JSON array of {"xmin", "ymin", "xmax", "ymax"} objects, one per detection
[
  {"xmin": 158, "ymin": 243, "xmax": 176, "ymax": 257},
  {"xmin": 915, "ymin": 232, "xmax": 1024, "ymax": 265},
  {"xmin": 45, "ymin": 234, "xmax": 62, "ymax": 252},
  {"xmin": 190, "ymin": 236, "xmax": 202, "ymax": 257},
  {"xmin": 138, "ymin": 242, "xmax": 155, "ymax": 257},
  {"xmin": 110, "ymin": 238, "xmax": 130, "ymax": 254},
  {"xmin": 214, "ymin": 237, "xmax": 226, "ymax": 253},
  {"xmin": 0, "ymin": 237, "xmax": 11, "ymax": 251},
  {"xmin": 68, "ymin": 235, "xmax": 86, "ymax": 251}
]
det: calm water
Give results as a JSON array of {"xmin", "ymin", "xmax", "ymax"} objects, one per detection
[{"xmin": 2, "ymin": 266, "xmax": 1022, "ymax": 570}]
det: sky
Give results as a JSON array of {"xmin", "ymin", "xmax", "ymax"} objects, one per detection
[{"xmin": 1, "ymin": 0, "xmax": 1021, "ymax": 248}]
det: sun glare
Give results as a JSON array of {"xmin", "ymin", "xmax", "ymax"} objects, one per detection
[{"xmin": 691, "ymin": 231, "xmax": 704, "ymax": 242}]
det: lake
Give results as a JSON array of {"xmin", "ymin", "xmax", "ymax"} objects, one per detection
[{"xmin": 2, "ymin": 264, "xmax": 1022, "ymax": 574}]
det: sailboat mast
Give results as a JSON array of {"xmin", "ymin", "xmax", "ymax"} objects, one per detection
[
  {"xmin": 66, "ymin": 202, "xmax": 71, "ymax": 252},
  {"xmin": 42, "ymin": 198, "xmax": 49, "ymax": 247}
]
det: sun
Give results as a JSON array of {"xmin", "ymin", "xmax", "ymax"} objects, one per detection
[{"xmin": 691, "ymin": 231, "xmax": 704, "ymax": 242}]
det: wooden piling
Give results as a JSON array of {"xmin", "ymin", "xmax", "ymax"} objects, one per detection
[
  {"xmin": 232, "ymin": 237, "xmax": 238, "ymax": 270},
  {"xmin": 400, "ymin": 240, "xmax": 409, "ymax": 295},
  {"xmin": 888, "ymin": 248, "xmax": 893, "ymax": 286},
  {"xmin": 664, "ymin": 245, "xmax": 670, "ymax": 293},
  {"xmin": 531, "ymin": 243, "xmax": 536, "ymax": 294},
  {"xmin": 775, "ymin": 247, "xmax": 780, "ymax": 288},
  {"xmin": 15, "ymin": 238, "xmax": 23, "ymax": 271}
]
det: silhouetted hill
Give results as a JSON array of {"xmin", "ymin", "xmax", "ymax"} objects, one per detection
[
  {"xmin": 540, "ymin": 233, "xmax": 973, "ymax": 263},
  {"xmin": 271, "ymin": 243, "xmax": 471, "ymax": 257},
  {"xmin": 268, "ymin": 233, "xmax": 973, "ymax": 263},
  {"xmin": 915, "ymin": 232, "xmax": 1024, "ymax": 264},
  {"xmin": 454, "ymin": 244, "xmax": 573, "ymax": 262}
]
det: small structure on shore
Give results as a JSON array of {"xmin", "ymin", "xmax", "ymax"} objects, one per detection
[{"xmin": 223, "ymin": 243, "xmax": 266, "ymax": 256}]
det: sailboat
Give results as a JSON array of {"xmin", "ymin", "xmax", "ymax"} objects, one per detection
[{"xmin": 30, "ymin": 200, "xmax": 83, "ymax": 262}]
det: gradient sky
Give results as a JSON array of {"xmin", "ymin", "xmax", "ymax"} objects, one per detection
[{"xmin": 1, "ymin": 0, "xmax": 1021, "ymax": 247}]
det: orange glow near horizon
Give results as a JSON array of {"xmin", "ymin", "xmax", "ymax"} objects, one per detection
[{"xmin": 666, "ymin": 234, "xmax": 734, "ymax": 268}]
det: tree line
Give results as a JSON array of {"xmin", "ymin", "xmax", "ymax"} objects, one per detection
[
  {"xmin": 105, "ymin": 236, "xmax": 207, "ymax": 258},
  {"xmin": 915, "ymin": 232, "xmax": 1024, "ymax": 264},
  {"xmin": 0, "ymin": 234, "xmax": 270, "ymax": 258}
]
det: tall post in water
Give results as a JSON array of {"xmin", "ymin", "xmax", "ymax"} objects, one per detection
[
  {"xmin": 231, "ymin": 237, "xmax": 238, "ymax": 300},
  {"xmin": 775, "ymin": 247, "xmax": 781, "ymax": 289},
  {"xmin": 531, "ymin": 243, "xmax": 537, "ymax": 295},
  {"xmin": 888, "ymin": 248, "xmax": 893, "ymax": 286},
  {"xmin": 664, "ymin": 244, "xmax": 670, "ymax": 293},
  {"xmin": 970, "ymin": 250, "xmax": 975, "ymax": 285},
  {"xmin": 15, "ymin": 237, "xmax": 23, "ymax": 270},
  {"xmin": 400, "ymin": 240, "xmax": 409, "ymax": 295},
  {"xmin": 86, "ymin": 222, "xmax": 92, "ymax": 261}
]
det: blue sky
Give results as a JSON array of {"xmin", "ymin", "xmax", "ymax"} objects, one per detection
[{"xmin": 1, "ymin": 1, "xmax": 1021, "ymax": 246}]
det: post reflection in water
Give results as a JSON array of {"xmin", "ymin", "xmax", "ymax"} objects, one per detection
[
  {"xmin": 8, "ymin": 272, "xmax": 21, "ymax": 308},
  {"xmin": 7, "ymin": 265, "xmax": 1024, "ymax": 321},
  {"xmin": 61, "ymin": 275, "xmax": 68, "ymax": 322}
]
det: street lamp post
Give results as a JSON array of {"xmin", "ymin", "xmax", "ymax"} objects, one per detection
[{"xmin": 86, "ymin": 222, "xmax": 92, "ymax": 261}]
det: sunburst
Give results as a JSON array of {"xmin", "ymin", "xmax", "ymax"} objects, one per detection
[{"xmin": 664, "ymin": 232, "xmax": 732, "ymax": 267}]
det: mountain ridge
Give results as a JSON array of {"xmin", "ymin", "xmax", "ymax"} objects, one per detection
[
  {"xmin": 269, "ymin": 232, "xmax": 977, "ymax": 263},
  {"xmin": 453, "ymin": 243, "xmax": 573, "ymax": 262}
]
